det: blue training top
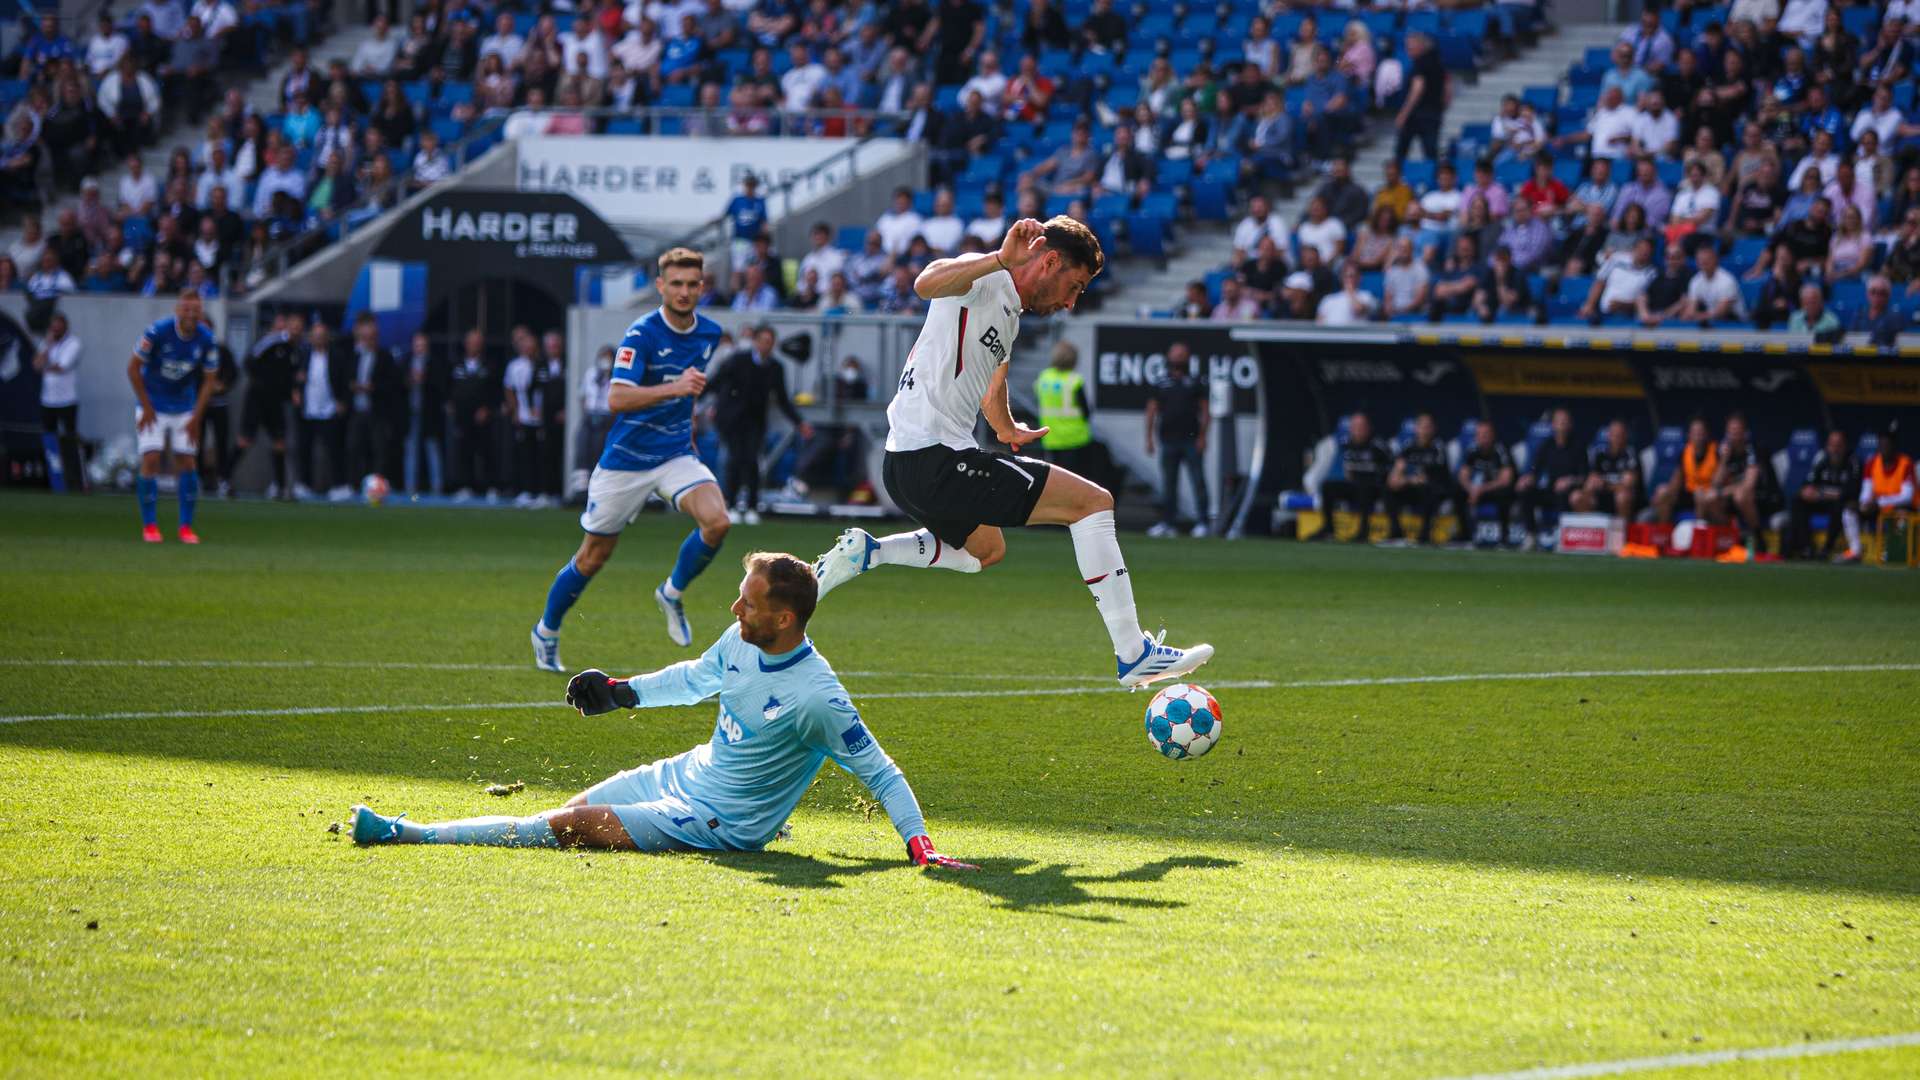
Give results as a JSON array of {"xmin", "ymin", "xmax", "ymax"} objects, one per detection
[
  {"xmin": 135, "ymin": 317, "xmax": 219, "ymax": 415},
  {"xmin": 599, "ymin": 308, "xmax": 725, "ymax": 472},
  {"xmin": 626, "ymin": 625, "xmax": 927, "ymax": 850}
]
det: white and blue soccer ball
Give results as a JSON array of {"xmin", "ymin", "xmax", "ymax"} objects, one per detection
[{"xmin": 1144, "ymin": 683, "xmax": 1222, "ymax": 760}]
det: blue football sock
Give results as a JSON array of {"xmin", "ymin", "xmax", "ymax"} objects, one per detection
[
  {"xmin": 177, "ymin": 471, "xmax": 199, "ymax": 527},
  {"xmin": 137, "ymin": 477, "xmax": 159, "ymax": 526},
  {"xmin": 420, "ymin": 814, "xmax": 558, "ymax": 847},
  {"xmin": 667, "ymin": 528, "xmax": 721, "ymax": 596},
  {"xmin": 541, "ymin": 558, "xmax": 593, "ymax": 632}
]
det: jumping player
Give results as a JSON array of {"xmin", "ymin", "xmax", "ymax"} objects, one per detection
[
  {"xmin": 127, "ymin": 290, "xmax": 218, "ymax": 543},
  {"xmin": 531, "ymin": 247, "xmax": 730, "ymax": 671},
  {"xmin": 357, "ymin": 553, "xmax": 974, "ymax": 871},
  {"xmin": 810, "ymin": 217, "xmax": 1213, "ymax": 689}
]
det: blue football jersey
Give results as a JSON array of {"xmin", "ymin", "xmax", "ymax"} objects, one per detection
[
  {"xmin": 136, "ymin": 317, "xmax": 218, "ymax": 414},
  {"xmin": 624, "ymin": 625, "xmax": 927, "ymax": 850},
  {"xmin": 599, "ymin": 309, "xmax": 724, "ymax": 472}
]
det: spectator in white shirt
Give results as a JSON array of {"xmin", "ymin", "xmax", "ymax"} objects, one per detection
[
  {"xmin": 352, "ymin": 15, "xmax": 400, "ymax": 75},
  {"xmin": 252, "ymin": 144, "xmax": 307, "ymax": 218},
  {"xmin": 1679, "ymin": 245, "xmax": 1745, "ymax": 324},
  {"xmin": 1851, "ymin": 85, "xmax": 1915, "ymax": 149},
  {"xmin": 190, "ymin": 0, "xmax": 238, "ymax": 41},
  {"xmin": 26, "ymin": 248, "xmax": 76, "ymax": 300},
  {"xmin": 1317, "ymin": 263, "xmax": 1379, "ymax": 325},
  {"xmin": 560, "ymin": 17, "xmax": 610, "ymax": 81},
  {"xmin": 85, "ymin": 14, "xmax": 129, "ymax": 77},
  {"xmin": 193, "ymin": 144, "xmax": 244, "ymax": 208},
  {"xmin": 798, "ymin": 221, "xmax": 848, "ymax": 285},
  {"xmin": 966, "ymin": 191, "xmax": 1008, "ymax": 246},
  {"xmin": 959, "ymin": 50, "xmax": 1009, "ymax": 115},
  {"xmin": 919, "ymin": 189, "xmax": 965, "ymax": 255},
  {"xmin": 481, "ymin": 13, "xmax": 526, "ymax": 70},
  {"xmin": 1294, "ymin": 196, "xmax": 1348, "ymax": 263},
  {"xmin": 1578, "ymin": 86, "xmax": 1638, "ymax": 162},
  {"xmin": 1631, "ymin": 90, "xmax": 1680, "ymax": 159},
  {"xmin": 1580, "ymin": 237, "xmax": 1658, "ymax": 322},
  {"xmin": 1777, "ymin": 0, "xmax": 1827, "ymax": 45},
  {"xmin": 1787, "ymin": 129, "xmax": 1841, "ymax": 189},
  {"xmin": 1243, "ymin": 15, "xmax": 1281, "ymax": 78},
  {"xmin": 1825, "ymin": 157, "xmax": 1878, "ymax": 229},
  {"xmin": 1232, "ymin": 194, "xmax": 1287, "ymax": 262},
  {"xmin": 1381, "ymin": 237, "xmax": 1431, "ymax": 318},
  {"xmin": 1670, "ymin": 161, "xmax": 1722, "ymax": 238},
  {"xmin": 781, "ymin": 40, "xmax": 827, "ymax": 111},
  {"xmin": 874, "ymin": 188, "xmax": 923, "ymax": 258},
  {"xmin": 409, "ymin": 130, "xmax": 452, "ymax": 190},
  {"xmin": 118, "ymin": 154, "xmax": 160, "ymax": 215},
  {"xmin": 1728, "ymin": 0, "xmax": 1781, "ymax": 25},
  {"xmin": 613, "ymin": 17, "xmax": 661, "ymax": 74}
]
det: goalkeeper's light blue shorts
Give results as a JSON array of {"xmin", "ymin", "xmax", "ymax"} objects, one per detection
[{"xmin": 578, "ymin": 759, "xmax": 724, "ymax": 853}]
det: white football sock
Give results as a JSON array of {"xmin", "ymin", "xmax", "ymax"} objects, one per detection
[
  {"xmin": 875, "ymin": 529, "xmax": 981, "ymax": 573},
  {"xmin": 1843, "ymin": 508, "xmax": 1862, "ymax": 555},
  {"xmin": 1069, "ymin": 510, "xmax": 1144, "ymax": 661}
]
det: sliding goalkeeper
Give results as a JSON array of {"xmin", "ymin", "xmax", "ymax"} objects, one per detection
[{"xmin": 351, "ymin": 552, "xmax": 974, "ymax": 870}]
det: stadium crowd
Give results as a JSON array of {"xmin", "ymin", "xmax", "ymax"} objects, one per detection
[
  {"xmin": 1305, "ymin": 405, "xmax": 1913, "ymax": 561},
  {"xmin": 4, "ymin": 0, "xmax": 1535, "ymax": 303},
  {"xmin": 1188, "ymin": 0, "xmax": 1920, "ymax": 340}
]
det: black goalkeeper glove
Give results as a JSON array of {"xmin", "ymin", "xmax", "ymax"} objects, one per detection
[{"xmin": 566, "ymin": 669, "xmax": 639, "ymax": 716}]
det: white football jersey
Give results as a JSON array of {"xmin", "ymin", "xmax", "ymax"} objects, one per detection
[{"xmin": 885, "ymin": 269, "xmax": 1023, "ymax": 453}]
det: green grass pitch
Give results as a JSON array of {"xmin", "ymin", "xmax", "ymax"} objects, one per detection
[{"xmin": 1, "ymin": 491, "xmax": 1916, "ymax": 1078}]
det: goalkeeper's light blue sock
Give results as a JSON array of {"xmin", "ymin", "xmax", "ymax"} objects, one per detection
[
  {"xmin": 137, "ymin": 477, "xmax": 159, "ymax": 526},
  {"xmin": 418, "ymin": 813, "xmax": 559, "ymax": 847},
  {"xmin": 662, "ymin": 527, "xmax": 721, "ymax": 600},
  {"xmin": 541, "ymin": 558, "xmax": 592, "ymax": 633},
  {"xmin": 177, "ymin": 470, "xmax": 199, "ymax": 527}
]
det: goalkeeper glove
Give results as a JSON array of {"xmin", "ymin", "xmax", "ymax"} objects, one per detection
[
  {"xmin": 566, "ymin": 669, "xmax": 639, "ymax": 716},
  {"xmin": 907, "ymin": 834, "xmax": 978, "ymax": 870}
]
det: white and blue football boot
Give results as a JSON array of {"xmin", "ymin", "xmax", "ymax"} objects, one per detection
[
  {"xmin": 1117, "ymin": 631, "xmax": 1215, "ymax": 690},
  {"xmin": 812, "ymin": 527, "xmax": 880, "ymax": 598},
  {"xmin": 655, "ymin": 584, "xmax": 693, "ymax": 647},
  {"xmin": 351, "ymin": 804, "xmax": 407, "ymax": 846},
  {"xmin": 530, "ymin": 623, "xmax": 564, "ymax": 673}
]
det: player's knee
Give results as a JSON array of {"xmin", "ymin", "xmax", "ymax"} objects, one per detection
[
  {"xmin": 701, "ymin": 517, "xmax": 730, "ymax": 547},
  {"xmin": 574, "ymin": 545, "xmax": 610, "ymax": 576},
  {"xmin": 1079, "ymin": 482, "xmax": 1115, "ymax": 517}
]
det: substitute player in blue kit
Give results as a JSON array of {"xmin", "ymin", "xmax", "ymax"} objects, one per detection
[
  {"xmin": 531, "ymin": 247, "xmax": 731, "ymax": 672},
  {"xmin": 127, "ymin": 291, "xmax": 218, "ymax": 543},
  {"xmin": 355, "ymin": 552, "xmax": 974, "ymax": 870}
]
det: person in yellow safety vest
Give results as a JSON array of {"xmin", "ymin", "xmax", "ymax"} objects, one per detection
[{"xmin": 1032, "ymin": 340, "xmax": 1095, "ymax": 478}]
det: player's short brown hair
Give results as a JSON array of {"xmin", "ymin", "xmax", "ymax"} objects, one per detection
[
  {"xmin": 657, "ymin": 246, "xmax": 704, "ymax": 275},
  {"xmin": 1042, "ymin": 215, "xmax": 1104, "ymax": 277},
  {"xmin": 743, "ymin": 551, "xmax": 817, "ymax": 629}
]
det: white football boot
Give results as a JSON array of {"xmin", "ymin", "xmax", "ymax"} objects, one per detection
[
  {"xmin": 811, "ymin": 527, "xmax": 879, "ymax": 599},
  {"xmin": 1117, "ymin": 631, "xmax": 1215, "ymax": 690}
]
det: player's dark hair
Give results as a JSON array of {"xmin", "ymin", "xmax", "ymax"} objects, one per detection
[
  {"xmin": 1042, "ymin": 215, "xmax": 1104, "ymax": 276},
  {"xmin": 744, "ymin": 552, "xmax": 817, "ymax": 629},
  {"xmin": 657, "ymin": 246, "xmax": 704, "ymax": 275}
]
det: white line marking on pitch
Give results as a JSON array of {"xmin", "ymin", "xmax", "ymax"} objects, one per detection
[
  {"xmin": 3, "ymin": 663, "xmax": 1915, "ymax": 726},
  {"xmin": 0, "ymin": 658, "xmax": 1106, "ymax": 681},
  {"xmin": 0, "ymin": 681, "xmax": 1283, "ymax": 725},
  {"xmin": 1434, "ymin": 1030, "xmax": 1920, "ymax": 1080},
  {"xmin": 1279, "ymin": 662, "xmax": 1920, "ymax": 689}
]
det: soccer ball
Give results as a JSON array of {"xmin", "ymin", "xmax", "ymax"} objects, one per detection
[
  {"xmin": 362, "ymin": 474, "xmax": 391, "ymax": 507},
  {"xmin": 1144, "ymin": 683, "xmax": 1222, "ymax": 760}
]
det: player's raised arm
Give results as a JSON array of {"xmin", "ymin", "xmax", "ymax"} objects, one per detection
[
  {"xmin": 565, "ymin": 632, "xmax": 730, "ymax": 715},
  {"xmin": 914, "ymin": 217, "xmax": 1047, "ymax": 300},
  {"xmin": 799, "ymin": 693, "xmax": 976, "ymax": 869}
]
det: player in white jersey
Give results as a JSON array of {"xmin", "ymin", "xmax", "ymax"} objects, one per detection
[{"xmin": 811, "ymin": 217, "xmax": 1213, "ymax": 689}]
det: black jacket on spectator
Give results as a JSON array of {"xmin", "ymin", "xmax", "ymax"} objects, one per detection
[
  {"xmin": 246, "ymin": 330, "xmax": 299, "ymax": 405},
  {"xmin": 705, "ymin": 347, "xmax": 802, "ymax": 433},
  {"xmin": 1315, "ymin": 178, "xmax": 1370, "ymax": 228}
]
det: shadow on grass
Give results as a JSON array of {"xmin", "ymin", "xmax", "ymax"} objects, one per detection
[
  {"xmin": 704, "ymin": 850, "xmax": 1238, "ymax": 922},
  {"xmin": 5, "ymin": 713, "xmax": 1917, "ymax": 898}
]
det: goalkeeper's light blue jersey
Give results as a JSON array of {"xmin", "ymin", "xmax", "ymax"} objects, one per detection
[{"xmin": 626, "ymin": 625, "xmax": 925, "ymax": 850}]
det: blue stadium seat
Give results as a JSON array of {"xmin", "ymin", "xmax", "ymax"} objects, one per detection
[
  {"xmin": 1554, "ymin": 105, "xmax": 1588, "ymax": 134},
  {"xmin": 1093, "ymin": 193, "xmax": 1132, "ymax": 220},
  {"xmin": 1406, "ymin": 10, "xmax": 1441, "ymax": 36},
  {"xmin": 1128, "ymin": 214, "xmax": 1168, "ymax": 259},
  {"xmin": 1842, "ymin": 6, "xmax": 1878, "ymax": 40},
  {"xmin": 1139, "ymin": 191, "xmax": 1177, "ymax": 220},
  {"xmin": 835, "ymin": 225, "xmax": 867, "ymax": 252},
  {"xmin": 1437, "ymin": 31, "xmax": 1479, "ymax": 72},
  {"xmin": 430, "ymin": 118, "xmax": 465, "ymax": 145},
  {"xmin": 1205, "ymin": 267, "xmax": 1233, "ymax": 304},
  {"xmin": 658, "ymin": 84, "xmax": 697, "ymax": 108},
  {"xmin": 959, "ymin": 155, "xmax": 1004, "ymax": 185},
  {"xmin": 1728, "ymin": 236, "xmax": 1770, "ymax": 273},
  {"xmin": 1647, "ymin": 426, "xmax": 1687, "ymax": 489},
  {"xmin": 604, "ymin": 117, "xmax": 645, "ymax": 135},
  {"xmin": 1190, "ymin": 178, "xmax": 1230, "ymax": 219},
  {"xmin": 1157, "ymin": 158, "xmax": 1194, "ymax": 187},
  {"xmin": 1402, "ymin": 159, "xmax": 1436, "ymax": 191},
  {"xmin": 1780, "ymin": 429, "xmax": 1821, "ymax": 494},
  {"xmin": 1522, "ymin": 86, "xmax": 1558, "ymax": 114},
  {"xmin": 1106, "ymin": 83, "xmax": 1141, "ymax": 111},
  {"xmin": 1494, "ymin": 159, "xmax": 1530, "ymax": 187},
  {"xmin": 934, "ymin": 85, "xmax": 962, "ymax": 112},
  {"xmin": 1857, "ymin": 432, "xmax": 1880, "ymax": 463},
  {"xmin": 1552, "ymin": 158, "xmax": 1585, "ymax": 188},
  {"xmin": 1549, "ymin": 276, "xmax": 1593, "ymax": 319},
  {"xmin": 1045, "ymin": 194, "xmax": 1079, "ymax": 218}
]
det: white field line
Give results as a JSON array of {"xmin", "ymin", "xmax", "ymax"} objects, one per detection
[
  {"xmin": 1434, "ymin": 1030, "xmax": 1920, "ymax": 1080},
  {"xmin": 0, "ymin": 680, "xmax": 1284, "ymax": 725},
  {"xmin": 3, "ymin": 662, "xmax": 1915, "ymax": 726},
  {"xmin": 0, "ymin": 658, "xmax": 1108, "ymax": 681}
]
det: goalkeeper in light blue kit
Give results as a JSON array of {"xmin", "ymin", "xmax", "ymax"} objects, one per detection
[{"xmin": 352, "ymin": 553, "xmax": 975, "ymax": 869}]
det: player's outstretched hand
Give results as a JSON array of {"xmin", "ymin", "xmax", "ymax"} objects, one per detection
[
  {"xmin": 998, "ymin": 218, "xmax": 1047, "ymax": 269},
  {"xmin": 998, "ymin": 422, "xmax": 1050, "ymax": 451},
  {"xmin": 908, "ymin": 835, "xmax": 979, "ymax": 871},
  {"xmin": 566, "ymin": 669, "xmax": 639, "ymax": 716}
]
